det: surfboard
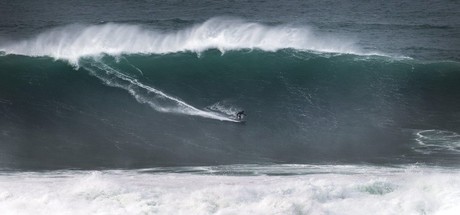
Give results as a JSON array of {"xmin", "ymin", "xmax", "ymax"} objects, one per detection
[{"xmin": 234, "ymin": 116, "xmax": 246, "ymax": 123}]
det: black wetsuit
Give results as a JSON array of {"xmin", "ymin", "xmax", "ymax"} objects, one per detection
[{"xmin": 236, "ymin": 111, "xmax": 246, "ymax": 120}]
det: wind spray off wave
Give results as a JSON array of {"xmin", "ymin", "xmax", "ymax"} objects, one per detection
[{"xmin": 0, "ymin": 17, "xmax": 363, "ymax": 64}]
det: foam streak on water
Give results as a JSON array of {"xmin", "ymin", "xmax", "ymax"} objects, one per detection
[
  {"xmin": 0, "ymin": 165, "xmax": 459, "ymax": 215},
  {"xmin": 413, "ymin": 130, "xmax": 460, "ymax": 155}
]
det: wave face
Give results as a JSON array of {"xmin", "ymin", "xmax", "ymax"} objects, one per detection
[
  {"xmin": 1, "ymin": 49, "xmax": 459, "ymax": 169},
  {"xmin": 0, "ymin": 18, "xmax": 460, "ymax": 169}
]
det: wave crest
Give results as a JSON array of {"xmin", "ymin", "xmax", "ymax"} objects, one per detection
[{"xmin": 0, "ymin": 17, "xmax": 361, "ymax": 63}]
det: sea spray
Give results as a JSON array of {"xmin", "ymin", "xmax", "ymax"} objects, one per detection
[{"xmin": 0, "ymin": 17, "xmax": 363, "ymax": 64}]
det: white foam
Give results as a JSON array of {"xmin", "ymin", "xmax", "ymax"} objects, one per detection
[
  {"xmin": 207, "ymin": 101, "xmax": 241, "ymax": 117},
  {"xmin": 413, "ymin": 129, "xmax": 460, "ymax": 154},
  {"xmin": 0, "ymin": 17, "xmax": 361, "ymax": 64},
  {"xmin": 0, "ymin": 165, "xmax": 459, "ymax": 215}
]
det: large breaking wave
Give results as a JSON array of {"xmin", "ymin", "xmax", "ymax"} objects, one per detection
[
  {"xmin": 0, "ymin": 17, "xmax": 459, "ymax": 169},
  {"xmin": 0, "ymin": 17, "xmax": 376, "ymax": 123}
]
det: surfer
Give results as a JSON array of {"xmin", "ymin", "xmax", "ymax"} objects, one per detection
[{"xmin": 236, "ymin": 111, "xmax": 246, "ymax": 120}]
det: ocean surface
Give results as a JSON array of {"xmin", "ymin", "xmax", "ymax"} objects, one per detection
[{"xmin": 0, "ymin": 0, "xmax": 460, "ymax": 214}]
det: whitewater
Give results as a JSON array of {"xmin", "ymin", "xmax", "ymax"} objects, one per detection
[{"xmin": 1, "ymin": 165, "xmax": 459, "ymax": 215}]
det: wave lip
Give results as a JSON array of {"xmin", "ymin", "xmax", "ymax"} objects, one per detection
[{"xmin": 0, "ymin": 17, "xmax": 362, "ymax": 63}]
